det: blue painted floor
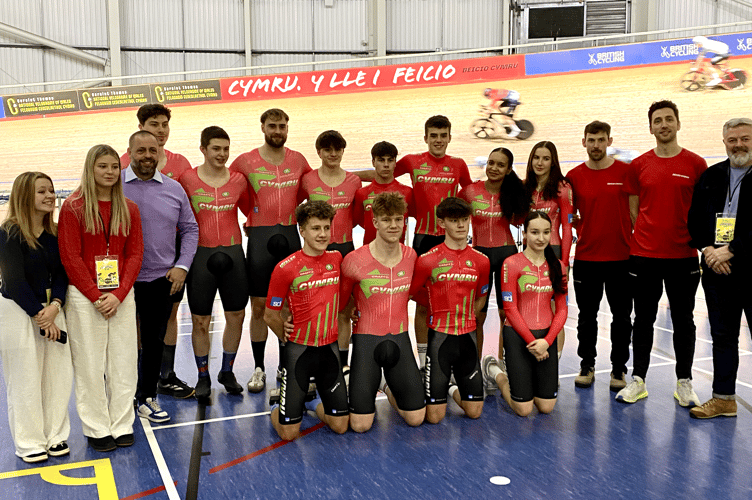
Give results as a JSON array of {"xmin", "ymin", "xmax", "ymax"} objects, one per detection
[{"xmin": 2, "ymin": 251, "xmax": 752, "ymax": 499}]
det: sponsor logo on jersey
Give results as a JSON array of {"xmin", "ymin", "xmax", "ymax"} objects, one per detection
[
  {"xmin": 431, "ymin": 258, "xmax": 453, "ymax": 281},
  {"xmin": 397, "ymin": 270, "xmax": 406, "ymax": 277},
  {"xmin": 309, "ymin": 187, "xmax": 331, "ymax": 202},
  {"xmin": 442, "ymin": 166, "xmax": 450, "ymax": 172},
  {"xmin": 297, "ymin": 276, "xmax": 339, "ymax": 291},
  {"xmin": 283, "ymin": 168, "xmax": 291, "ymax": 174},
  {"xmin": 254, "ymin": 206, "xmax": 259, "ymax": 213},
  {"xmin": 270, "ymin": 297, "xmax": 284, "ymax": 307},
  {"xmin": 326, "ymin": 264, "xmax": 333, "ymax": 270},
  {"xmin": 360, "ymin": 269, "xmax": 391, "ymax": 298},
  {"xmin": 248, "ymin": 167, "xmax": 277, "ymax": 192},
  {"xmin": 222, "ymin": 191, "xmax": 230, "ymax": 197},
  {"xmin": 502, "ymin": 291, "xmax": 513, "ymax": 302},
  {"xmin": 279, "ymin": 254, "xmax": 296, "ymax": 268},
  {"xmin": 471, "ymin": 195, "xmax": 490, "ymax": 211},
  {"xmin": 190, "ymin": 189, "xmax": 215, "ymax": 212},
  {"xmin": 465, "ymin": 260, "xmax": 473, "ymax": 267},
  {"xmin": 672, "ymin": 173, "xmax": 690, "ymax": 179},
  {"xmin": 197, "ymin": 202, "xmax": 235, "ymax": 212},
  {"xmin": 338, "ymin": 191, "xmax": 345, "ymax": 196},
  {"xmin": 481, "ymin": 284, "xmax": 489, "ymax": 294}
]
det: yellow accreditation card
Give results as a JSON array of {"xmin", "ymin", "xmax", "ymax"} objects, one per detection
[
  {"xmin": 95, "ymin": 255, "xmax": 120, "ymax": 289},
  {"xmin": 715, "ymin": 213, "xmax": 736, "ymax": 245}
]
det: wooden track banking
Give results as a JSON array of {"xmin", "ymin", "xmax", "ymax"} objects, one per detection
[{"xmin": 2, "ymin": 59, "xmax": 751, "ymax": 190}]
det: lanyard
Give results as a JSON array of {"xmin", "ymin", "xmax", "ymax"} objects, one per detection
[
  {"xmin": 727, "ymin": 166, "xmax": 752, "ymax": 208},
  {"xmin": 98, "ymin": 212, "xmax": 111, "ymax": 254}
]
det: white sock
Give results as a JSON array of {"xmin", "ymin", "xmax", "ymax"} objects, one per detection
[
  {"xmin": 448, "ymin": 385, "xmax": 459, "ymax": 399},
  {"xmin": 417, "ymin": 343, "xmax": 427, "ymax": 367},
  {"xmin": 487, "ymin": 360, "xmax": 503, "ymax": 379}
]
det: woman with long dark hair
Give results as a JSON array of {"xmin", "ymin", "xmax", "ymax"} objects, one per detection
[
  {"xmin": 481, "ymin": 211, "xmax": 568, "ymax": 416},
  {"xmin": 0, "ymin": 172, "xmax": 72, "ymax": 463},
  {"xmin": 58, "ymin": 145, "xmax": 143, "ymax": 452}
]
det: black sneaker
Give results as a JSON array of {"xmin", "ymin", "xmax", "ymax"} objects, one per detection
[
  {"xmin": 157, "ymin": 372, "xmax": 196, "ymax": 399},
  {"xmin": 195, "ymin": 376, "xmax": 211, "ymax": 404},
  {"xmin": 88, "ymin": 436, "xmax": 116, "ymax": 452},
  {"xmin": 115, "ymin": 434, "xmax": 135, "ymax": 447},
  {"xmin": 22, "ymin": 451, "xmax": 48, "ymax": 463},
  {"xmin": 47, "ymin": 441, "xmax": 69, "ymax": 457},
  {"xmin": 218, "ymin": 371, "xmax": 243, "ymax": 395}
]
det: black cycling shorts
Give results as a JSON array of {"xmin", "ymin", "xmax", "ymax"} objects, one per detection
[
  {"xmin": 186, "ymin": 245, "xmax": 249, "ymax": 316},
  {"xmin": 349, "ymin": 332, "xmax": 426, "ymax": 414},
  {"xmin": 503, "ymin": 326, "xmax": 558, "ymax": 402},
  {"xmin": 413, "ymin": 233, "xmax": 444, "ymax": 257},
  {"xmin": 278, "ymin": 342, "xmax": 349, "ymax": 425},
  {"xmin": 245, "ymin": 224, "xmax": 302, "ymax": 298},
  {"xmin": 425, "ymin": 329, "xmax": 483, "ymax": 404},
  {"xmin": 327, "ymin": 241, "xmax": 355, "ymax": 259},
  {"xmin": 475, "ymin": 245, "xmax": 518, "ymax": 313}
]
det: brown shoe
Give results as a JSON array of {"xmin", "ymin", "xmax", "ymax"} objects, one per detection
[
  {"xmin": 690, "ymin": 398, "xmax": 737, "ymax": 419},
  {"xmin": 609, "ymin": 372, "xmax": 627, "ymax": 392},
  {"xmin": 574, "ymin": 368, "xmax": 595, "ymax": 388}
]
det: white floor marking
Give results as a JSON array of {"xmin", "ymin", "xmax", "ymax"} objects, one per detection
[
  {"xmin": 140, "ymin": 416, "xmax": 181, "ymax": 500},
  {"xmin": 490, "ymin": 476, "xmax": 511, "ymax": 485}
]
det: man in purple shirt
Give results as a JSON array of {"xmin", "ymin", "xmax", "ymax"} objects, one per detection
[{"xmin": 123, "ymin": 130, "xmax": 199, "ymax": 424}]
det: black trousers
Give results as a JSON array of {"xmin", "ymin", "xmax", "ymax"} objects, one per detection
[
  {"xmin": 572, "ymin": 259, "xmax": 632, "ymax": 375},
  {"xmin": 701, "ymin": 267, "xmax": 752, "ymax": 396},
  {"xmin": 134, "ymin": 277, "xmax": 174, "ymax": 400},
  {"xmin": 629, "ymin": 256, "xmax": 700, "ymax": 380}
]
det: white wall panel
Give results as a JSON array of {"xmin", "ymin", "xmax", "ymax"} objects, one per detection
[
  {"xmin": 312, "ymin": 0, "xmax": 368, "ymax": 51},
  {"xmin": 252, "ymin": 0, "xmax": 314, "ymax": 51},
  {"xmin": 311, "ymin": 53, "xmax": 369, "ymax": 70},
  {"xmin": 42, "ymin": 0, "xmax": 108, "ymax": 46},
  {"xmin": 444, "ymin": 0, "xmax": 504, "ymax": 50},
  {"xmin": 387, "ymin": 0, "xmax": 443, "ymax": 52},
  {"xmin": 0, "ymin": 0, "xmax": 44, "ymax": 38},
  {"xmin": 652, "ymin": 0, "xmax": 752, "ymax": 32},
  {"xmin": 0, "ymin": 47, "xmax": 45, "ymax": 94},
  {"xmin": 122, "ymin": 52, "xmax": 186, "ymax": 84},
  {"xmin": 184, "ymin": 53, "xmax": 247, "ymax": 79},
  {"xmin": 183, "ymin": 0, "xmax": 244, "ymax": 50},
  {"xmin": 120, "ymin": 0, "xmax": 184, "ymax": 48},
  {"xmin": 43, "ymin": 49, "xmax": 109, "ymax": 88},
  {"xmin": 251, "ymin": 53, "xmax": 316, "ymax": 74}
]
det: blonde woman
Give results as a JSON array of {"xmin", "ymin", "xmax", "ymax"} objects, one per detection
[
  {"xmin": 58, "ymin": 145, "xmax": 143, "ymax": 452},
  {"xmin": 0, "ymin": 172, "xmax": 72, "ymax": 463}
]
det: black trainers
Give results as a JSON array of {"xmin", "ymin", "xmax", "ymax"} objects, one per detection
[
  {"xmin": 22, "ymin": 451, "xmax": 48, "ymax": 463},
  {"xmin": 195, "ymin": 376, "xmax": 212, "ymax": 404},
  {"xmin": 115, "ymin": 434, "xmax": 135, "ymax": 447},
  {"xmin": 218, "ymin": 371, "xmax": 243, "ymax": 395},
  {"xmin": 88, "ymin": 436, "xmax": 116, "ymax": 452},
  {"xmin": 47, "ymin": 441, "xmax": 69, "ymax": 457},
  {"xmin": 157, "ymin": 372, "xmax": 196, "ymax": 399}
]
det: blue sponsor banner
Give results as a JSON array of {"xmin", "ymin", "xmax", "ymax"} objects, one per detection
[
  {"xmin": 525, "ymin": 31, "xmax": 752, "ymax": 76},
  {"xmin": 0, "ymin": 97, "xmax": 4, "ymax": 119}
]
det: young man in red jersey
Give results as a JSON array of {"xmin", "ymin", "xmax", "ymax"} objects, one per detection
[
  {"xmin": 396, "ymin": 116, "xmax": 472, "ymax": 370},
  {"xmin": 230, "ymin": 109, "xmax": 313, "ymax": 393},
  {"xmin": 265, "ymin": 201, "xmax": 349, "ymax": 441},
  {"xmin": 121, "ymin": 103, "xmax": 195, "ymax": 401},
  {"xmin": 410, "ymin": 197, "xmax": 490, "ymax": 424},
  {"xmin": 341, "ymin": 192, "xmax": 425, "ymax": 432},
  {"xmin": 353, "ymin": 142, "xmax": 413, "ymax": 246},
  {"xmin": 618, "ymin": 100, "xmax": 706, "ymax": 406},
  {"xmin": 568, "ymin": 121, "xmax": 633, "ymax": 392}
]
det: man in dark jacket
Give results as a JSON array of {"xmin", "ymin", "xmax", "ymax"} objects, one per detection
[{"xmin": 688, "ymin": 117, "xmax": 752, "ymax": 418}]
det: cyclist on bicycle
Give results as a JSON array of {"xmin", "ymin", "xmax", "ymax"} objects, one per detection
[
  {"xmin": 692, "ymin": 35, "xmax": 731, "ymax": 88},
  {"xmin": 483, "ymin": 88, "xmax": 521, "ymax": 137}
]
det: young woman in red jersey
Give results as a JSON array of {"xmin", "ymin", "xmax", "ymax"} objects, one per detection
[
  {"xmin": 58, "ymin": 145, "xmax": 143, "ymax": 452},
  {"xmin": 481, "ymin": 211, "xmax": 567, "ymax": 417},
  {"xmin": 524, "ymin": 141, "xmax": 573, "ymax": 358},
  {"xmin": 459, "ymin": 147, "xmax": 527, "ymax": 361}
]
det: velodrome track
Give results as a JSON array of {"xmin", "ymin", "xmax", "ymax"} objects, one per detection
[{"xmin": 2, "ymin": 58, "xmax": 751, "ymax": 191}]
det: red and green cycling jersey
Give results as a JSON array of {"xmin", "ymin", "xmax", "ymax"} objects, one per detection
[
  {"xmin": 179, "ymin": 168, "xmax": 249, "ymax": 248},
  {"xmin": 501, "ymin": 252, "xmax": 568, "ymax": 346},
  {"xmin": 353, "ymin": 180, "xmax": 413, "ymax": 245},
  {"xmin": 395, "ymin": 152, "xmax": 472, "ymax": 236},
  {"xmin": 229, "ymin": 148, "xmax": 312, "ymax": 227},
  {"xmin": 530, "ymin": 180, "xmax": 574, "ymax": 263},
  {"xmin": 299, "ymin": 170, "xmax": 361, "ymax": 244},
  {"xmin": 266, "ymin": 250, "xmax": 342, "ymax": 347},
  {"xmin": 459, "ymin": 181, "xmax": 521, "ymax": 248},
  {"xmin": 340, "ymin": 244, "xmax": 416, "ymax": 336},
  {"xmin": 409, "ymin": 243, "xmax": 490, "ymax": 335}
]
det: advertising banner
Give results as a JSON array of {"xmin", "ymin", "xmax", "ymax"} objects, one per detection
[
  {"xmin": 220, "ymin": 54, "xmax": 525, "ymax": 101},
  {"xmin": 78, "ymin": 85, "xmax": 150, "ymax": 111},
  {"xmin": 2, "ymin": 90, "xmax": 80, "ymax": 118},
  {"xmin": 150, "ymin": 80, "xmax": 222, "ymax": 105}
]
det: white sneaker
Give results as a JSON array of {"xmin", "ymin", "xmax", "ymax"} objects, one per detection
[
  {"xmin": 137, "ymin": 397, "xmax": 170, "ymax": 423},
  {"xmin": 247, "ymin": 367, "xmax": 266, "ymax": 393},
  {"xmin": 481, "ymin": 354, "xmax": 503, "ymax": 394},
  {"xmin": 615, "ymin": 376, "xmax": 648, "ymax": 404},
  {"xmin": 706, "ymin": 77, "xmax": 722, "ymax": 87},
  {"xmin": 674, "ymin": 378, "xmax": 701, "ymax": 407}
]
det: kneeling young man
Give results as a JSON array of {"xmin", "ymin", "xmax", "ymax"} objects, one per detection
[
  {"xmin": 341, "ymin": 192, "xmax": 426, "ymax": 432},
  {"xmin": 264, "ymin": 201, "xmax": 350, "ymax": 440},
  {"xmin": 410, "ymin": 197, "xmax": 490, "ymax": 423}
]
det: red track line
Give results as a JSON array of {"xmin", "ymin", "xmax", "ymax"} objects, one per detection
[
  {"xmin": 209, "ymin": 422, "xmax": 326, "ymax": 474},
  {"xmin": 121, "ymin": 481, "xmax": 178, "ymax": 500}
]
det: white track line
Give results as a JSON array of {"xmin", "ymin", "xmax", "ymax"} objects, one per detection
[{"xmin": 140, "ymin": 416, "xmax": 180, "ymax": 500}]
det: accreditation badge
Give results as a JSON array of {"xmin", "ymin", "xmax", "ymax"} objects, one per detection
[
  {"xmin": 714, "ymin": 213, "xmax": 736, "ymax": 245},
  {"xmin": 95, "ymin": 255, "xmax": 120, "ymax": 289}
]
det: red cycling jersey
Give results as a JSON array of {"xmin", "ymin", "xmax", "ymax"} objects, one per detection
[
  {"xmin": 179, "ymin": 168, "xmax": 249, "ymax": 248},
  {"xmin": 353, "ymin": 180, "xmax": 413, "ymax": 245},
  {"xmin": 120, "ymin": 150, "xmax": 191, "ymax": 181},
  {"xmin": 300, "ymin": 170, "xmax": 361, "ymax": 244},
  {"xmin": 395, "ymin": 152, "xmax": 472, "ymax": 236},
  {"xmin": 530, "ymin": 181, "xmax": 574, "ymax": 263},
  {"xmin": 266, "ymin": 250, "xmax": 342, "ymax": 347},
  {"xmin": 623, "ymin": 149, "xmax": 707, "ymax": 259},
  {"xmin": 340, "ymin": 244, "xmax": 416, "ymax": 336},
  {"xmin": 568, "ymin": 160, "xmax": 632, "ymax": 262},
  {"xmin": 410, "ymin": 243, "xmax": 490, "ymax": 335},
  {"xmin": 459, "ymin": 181, "xmax": 520, "ymax": 248},
  {"xmin": 229, "ymin": 148, "xmax": 312, "ymax": 227},
  {"xmin": 501, "ymin": 252, "xmax": 568, "ymax": 346}
]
